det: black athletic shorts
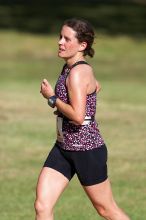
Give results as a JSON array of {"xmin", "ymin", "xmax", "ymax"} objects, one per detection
[{"xmin": 43, "ymin": 143, "xmax": 108, "ymax": 186}]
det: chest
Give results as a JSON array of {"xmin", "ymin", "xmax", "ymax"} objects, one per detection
[{"xmin": 55, "ymin": 70, "xmax": 69, "ymax": 103}]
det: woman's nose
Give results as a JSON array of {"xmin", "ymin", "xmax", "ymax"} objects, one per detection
[{"xmin": 58, "ymin": 37, "xmax": 64, "ymax": 45}]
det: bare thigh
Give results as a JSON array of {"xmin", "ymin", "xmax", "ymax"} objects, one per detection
[
  {"xmin": 83, "ymin": 179, "xmax": 117, "ymax": 209},
  {"xmin": 35, "ymin": 167, "xmax": 69, "ymax": 208}
]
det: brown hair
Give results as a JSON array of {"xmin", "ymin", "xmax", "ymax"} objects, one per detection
[{"xmin": 63, "ymin": 18, "xmax": 95, "ymax": 57}]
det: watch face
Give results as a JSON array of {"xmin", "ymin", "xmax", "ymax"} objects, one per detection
[
  {"xmin": 48, "ymin": 96, "xmax": 57, "ymax": 108},
  {"xmin": 50, "ymin": 99, "xmax": 53, "ymax": 104}
]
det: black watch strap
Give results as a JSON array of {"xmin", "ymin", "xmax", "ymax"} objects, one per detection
[{"xmin": 48, "ymin": 95, "xmax": 57, "ymax": 108}]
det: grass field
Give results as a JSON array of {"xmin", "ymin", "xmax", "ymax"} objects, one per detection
[{"xmin": 0, "ymin": 30, "xmax": 146, "ymax": 220}]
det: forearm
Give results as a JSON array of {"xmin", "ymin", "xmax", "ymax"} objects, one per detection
[
  {"xmin": 40, "ymin": 78, "xmax": 85, "ymax": 124},
  {"xmin": 55, "ymin": 98, "xmax": 84, "ymax": 124}
]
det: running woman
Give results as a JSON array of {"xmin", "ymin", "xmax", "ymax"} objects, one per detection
[{"xmin": 35, "ymin": 18, "xmax": 131, "ymax": 220}]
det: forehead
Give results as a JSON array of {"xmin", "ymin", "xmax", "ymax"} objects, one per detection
[{"xmin": 60, "ymin": 25, "xmax": 77, "ymax": 38}]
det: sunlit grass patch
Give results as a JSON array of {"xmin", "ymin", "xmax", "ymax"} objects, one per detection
[{"xmin": 0, "ymin": 30, "xmax": 146, "ymax": 220}]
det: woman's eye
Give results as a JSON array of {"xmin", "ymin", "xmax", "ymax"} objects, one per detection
[{"xmin": 65, "ymin": 37, "xmax": 70, "ymax": 42}]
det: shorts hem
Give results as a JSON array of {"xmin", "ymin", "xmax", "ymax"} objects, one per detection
[
  {"xmin": 81, "ymin": 176, "xmax": 108, "ymax": 187},
  {"xmin": 43, "ymin": 164, "xmax": 72, "ymax": 181}
]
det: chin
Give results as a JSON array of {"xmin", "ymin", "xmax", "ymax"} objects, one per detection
[
  {"xmin": 58, "ymin": 52, "xmax": 63, "ymax": 57},
  {"xmin": 58, "ymin": 53, "xmax": 67, "ymax": 59}
]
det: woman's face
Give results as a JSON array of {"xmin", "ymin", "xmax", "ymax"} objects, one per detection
[{"xmin": 58, "ymin": 25, "xmax": 84, "ymax": 59}]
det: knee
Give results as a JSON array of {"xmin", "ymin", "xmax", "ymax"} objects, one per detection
[
  {"xmin": 94, "ymin": 204, "xmax": 108, "ymax": 218},
  {"xmin": 34, "ymin": 199, "xmax": 53, "ymax": 216},
  {"xmin": 94, "ymin": 202, "xmax": 124, "ymax": 219},
  {"xmin": 34, "ymin": 199, "xmax": 43, "ymax": 214},
  {"xmin": 93, "ymin": 201, "xmax": 116, "ymax": 219}
]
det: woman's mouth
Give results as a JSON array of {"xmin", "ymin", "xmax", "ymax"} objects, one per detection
[{"xmin": 59, "ymin": 48, "xmax": 65, "ymax": 52}]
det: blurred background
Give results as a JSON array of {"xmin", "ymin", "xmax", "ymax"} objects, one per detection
[
  {"xmin": 0, "ymin": 0, "xmax": 146, "ymax": 35},
  {"xmin": 0, "ymin": 0, "xmax": 146, "ymax": 220}
]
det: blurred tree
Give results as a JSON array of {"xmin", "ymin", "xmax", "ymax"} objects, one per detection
[{"xmin": 0, "ymin": 0, "xmax": 146, "ymax": 37}]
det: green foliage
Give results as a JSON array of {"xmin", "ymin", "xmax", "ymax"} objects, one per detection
[
  {"xmin": 0, "ymin": 1, "xmax": 146, "ymax": 36},
  {"xmin": 0, "ymin": 31, "xmax": 146, "ymax": 219}
]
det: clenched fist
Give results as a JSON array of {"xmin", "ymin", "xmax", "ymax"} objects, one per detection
[{"xmin": 40, "ymin": 79, "xmax": 55, "ymax": 99}]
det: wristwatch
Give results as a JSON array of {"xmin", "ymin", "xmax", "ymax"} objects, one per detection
[{"xmin": 48, "ymin": 95, "xmax": 57, "ymax": 108}]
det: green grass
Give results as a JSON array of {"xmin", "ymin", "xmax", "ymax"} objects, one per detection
[{"xmin": 0, "ymin": 30, "xmax": 146, "ymax": 219}]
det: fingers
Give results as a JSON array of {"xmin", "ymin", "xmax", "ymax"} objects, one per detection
[
  {"xmin": 40, "ymin": 79, "xmax": 55, "ymax": 99},
  {"xmin": 40, "ymin": 79, "xmax": 48, "ymax": 92},
  {"xmin": 42, "ymin": 78, "xmax": 48, "ymax": 86}
]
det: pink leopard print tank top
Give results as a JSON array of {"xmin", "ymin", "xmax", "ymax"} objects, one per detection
[{"xmin": 55, "ymin": 61, "xmax": 105, "ymax": 151}]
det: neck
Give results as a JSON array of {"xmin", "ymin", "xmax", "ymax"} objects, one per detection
[{"xmin": 65, "ymin": 54, "xmax": 85, "ymax": 68}]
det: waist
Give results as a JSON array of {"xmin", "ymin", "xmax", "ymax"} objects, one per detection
[{"xmin": 57, "ymin": 115, "xmax": 95, "ymax": 126}]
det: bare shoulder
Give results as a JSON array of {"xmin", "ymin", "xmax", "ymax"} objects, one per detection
[
  {"xmin": 66, "ymin": 64, "xmax": 96, "ymax": 93},
  {"xmin": 68, "ymin": 64, "xmax": 94, "ymax": 80}
]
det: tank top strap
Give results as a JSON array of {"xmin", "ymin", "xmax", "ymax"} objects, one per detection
[
  {"xmin": 63, "ymin": 61, "xmax": 89, "ymax": 80},
  {"xmin": 70, "ymin": 61, "xmax": 89, "ymax": 69}
]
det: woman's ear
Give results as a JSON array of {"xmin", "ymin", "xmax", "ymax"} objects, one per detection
[{"xmin": 79, "ymin": 41, "xmax": 87, "ymax": 52}]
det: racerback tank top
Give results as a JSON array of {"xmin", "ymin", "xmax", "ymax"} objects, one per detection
[{"xmin": 55, "ymin": 61, "xmax": 105, "ymax": 151}]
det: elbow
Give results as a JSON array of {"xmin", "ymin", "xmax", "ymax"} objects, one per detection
[{"xmin": 73, "ymin": 115, "xmax": 84, "ymax": 125}]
